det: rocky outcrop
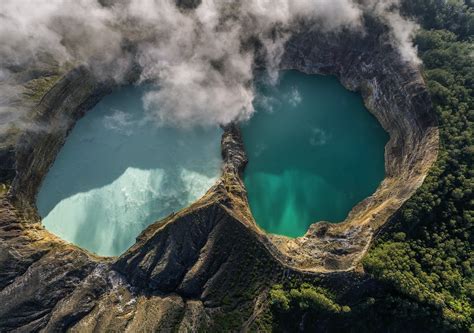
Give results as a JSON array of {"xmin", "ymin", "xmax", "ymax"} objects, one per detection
[{"xmin": 0, "ymin": 17, "xmax": 438, "ymax": 332}]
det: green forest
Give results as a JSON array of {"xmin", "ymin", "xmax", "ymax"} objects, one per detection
[{"xmin": 270, "ymin": 1, "xmax": 473, "ymax": 331}]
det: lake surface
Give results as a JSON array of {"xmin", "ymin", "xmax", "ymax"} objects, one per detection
[
  {"xmin": 242, "ymin": 71, "xmax": 389, "ymax": 237},
  {"xmin": 37, "ymin": 85, "xmax": 222, "ymax": 256}
]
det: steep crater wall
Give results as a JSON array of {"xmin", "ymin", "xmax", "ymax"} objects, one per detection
[{"xmin": 0, "ymin": 18, "xmax": 439, "ymax": 331}]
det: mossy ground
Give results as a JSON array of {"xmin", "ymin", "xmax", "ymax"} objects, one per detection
[{"xmin": 23, "ymin": 75, "xmax": 62, "ymax": 104}]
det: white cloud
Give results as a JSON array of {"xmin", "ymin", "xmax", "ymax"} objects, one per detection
[
  {"xmin": 0, "ymin": 0, "xmax": 421, "ymax": 131},
  {"xmin": 309, "ymin": 127, "xmax": 329, "ymax": 146},
  {"xmin": 288, "ymin": 87, "xmax": 302, "ymax": 107}
]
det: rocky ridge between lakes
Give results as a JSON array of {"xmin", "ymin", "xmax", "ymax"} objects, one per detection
[{"xmin": 0, "ymin": 16, "xmax": 438, "ymax": 332}]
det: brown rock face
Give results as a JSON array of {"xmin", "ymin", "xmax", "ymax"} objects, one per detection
[{"xmin": 0, "ymin": 20, "xmax": 438, "ymax": 332}]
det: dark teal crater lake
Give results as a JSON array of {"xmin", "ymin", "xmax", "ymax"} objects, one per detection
[
  {"xmin": 37, "ymin": 86, "xmax": 222, "ymax": 256},
  {"xmin": 242, "ymin": 71, "xmax": 389, "ymax": 237}
]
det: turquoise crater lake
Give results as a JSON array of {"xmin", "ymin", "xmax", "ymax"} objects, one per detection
[
  {"xmin": 37, "ymin": 86, "xmax": 222, "ymax": 256},
  {"xmin": 242, "ymin": 71, "xmax": 389, "ymax": 237}
]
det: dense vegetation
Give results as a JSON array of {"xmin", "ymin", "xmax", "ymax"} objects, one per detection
[
  {"xmin": 269, "ymin": 283, "xmax": 351, "ymax": 331},
  {"xmin": 270, "ymin": 283, "xmax": 350, "ymax": 315},
  {"xmin": 270, "ymin": 1, "xmax": 473, "ymax": 331}
]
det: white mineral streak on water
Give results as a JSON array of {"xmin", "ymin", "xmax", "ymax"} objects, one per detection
[
  {"xmin": 37, "ymin": 86, "xmax": 222, "ymax": 256},
  {"xmin": 42, "ymin": 167, "xmax": 217, "ymax": 256}
]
